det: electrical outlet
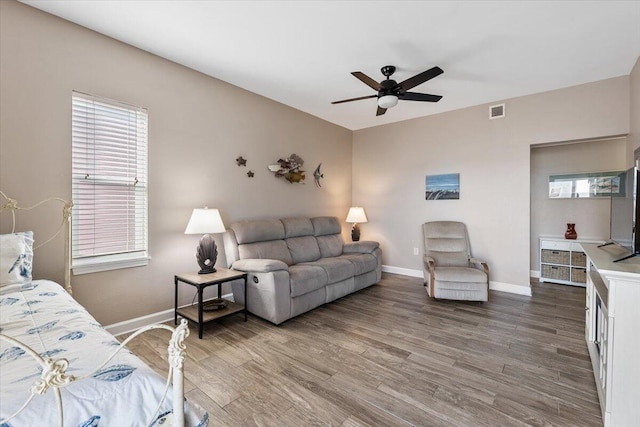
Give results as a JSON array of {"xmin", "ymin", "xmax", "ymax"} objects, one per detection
[{"xmin": 413, "ymin": 247, "xmax": 419, "ymax": 256}]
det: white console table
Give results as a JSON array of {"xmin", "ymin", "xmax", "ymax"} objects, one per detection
[{"xmin": 582, "ymin": 243, "xmax": 640, "ymax": 426}]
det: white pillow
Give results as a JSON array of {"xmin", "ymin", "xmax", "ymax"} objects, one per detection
[{"xmin": 0, "ymin": 231, "xmax": 34, "ymax": 287}]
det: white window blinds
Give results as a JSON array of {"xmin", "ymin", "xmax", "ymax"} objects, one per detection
[{"xmin": 71, "ymin": 91, "xmax": 148, "ymax": 273}]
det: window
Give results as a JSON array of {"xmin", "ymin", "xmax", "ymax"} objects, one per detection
[{"xmin": 71, "ymin": 91, "xmax": 149, "ymax": 274}]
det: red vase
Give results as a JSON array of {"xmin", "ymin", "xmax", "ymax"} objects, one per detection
[{"xmin": 565, "ymin": 223, "xmax": 577, "ymax": 240}]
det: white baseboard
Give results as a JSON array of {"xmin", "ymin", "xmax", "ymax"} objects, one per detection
[
  {"xmin": 490, "ymin": 280, "xmax": 532, "ymax": 296},
  {"xmin": 531, "ymin": 270, "xmax": 540, "ymax": 278},
  {"xmin": 105, "ymin": 293, "xmax": 234, "ymax": 337},
  {"xmin": 382, "ymin": 265, "xmax": 424, "ymax": 278},
  {"xmin": 382, "ymin": 265, "xmax": 532, "ymax": 296}
]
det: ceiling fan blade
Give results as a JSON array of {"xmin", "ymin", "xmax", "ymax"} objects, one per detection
[
  {"xmin": 399, "ymin": 66, "xmax": 443, "ymax": 91},
  {"xmin": 376, "ymin": 106, "xmax": 387, "ymax": 116},
  {"xmin": 352, "ymin": 72, "xmax": 382, "ymax": 91},
  {"xmin": 331, "ymin": 94, "xmax": 377, "ymax": 104},
  {"xmin": 399, "ymin": 92, "xmax": 443, "ymax": 102}
]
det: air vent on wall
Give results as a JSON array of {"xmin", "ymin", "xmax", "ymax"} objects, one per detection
[{"xmin": 489, "ymin": 103, "xmax": 505, "ymax": 119}]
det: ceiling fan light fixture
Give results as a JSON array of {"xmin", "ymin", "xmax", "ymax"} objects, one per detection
[{"xmin": 378, "ymin": 94, "xmax": 398, "ymax": 109}]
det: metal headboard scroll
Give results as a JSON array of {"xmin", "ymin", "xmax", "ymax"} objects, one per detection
[{"xmin": 0, "ymin": 191, "xmax": 73, "ymax": 294}]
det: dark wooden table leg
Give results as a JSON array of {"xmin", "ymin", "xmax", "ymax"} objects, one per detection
[
  {"xmin": 244, "ymin": 274, "xmax": 248, "ymax": 321},
  {"xmin": 198, "ymin": 285, "xmax": 204, "ymax": 339},
  {"xmin": 174, "ymin": 276, "xmax": 178, "ymax": 325}
]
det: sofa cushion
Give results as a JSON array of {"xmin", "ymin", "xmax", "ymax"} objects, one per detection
[
  {"xmin": 282, "ymin": 217, "xmax": 314, "ymax": 238},
  {"xmin": 231, "ymin": 219, "xmax": 285, "ymax": 244},
  {"xmin": 316, "ymin": 234, "xmax": 344, "ymax": 258},
  {"xmin": 341, "ymin": 253, "xmax": 378, "ymax": 276},
  {"xmin": 286, "ymin": 236, "xmax": 321, "ymax": 264},
  {"xmin": 311, "ymin": 216, "xmax": 342, "ymax": 236},
  {"xmin": 239, "ymin": 240, "xmax": 293, "ymax": 265},
  {"xmin": 302, "ymin": 257, "xmax": 354, "ymax": 284},
  {"xmin": 289, "ymin": 265, "xmax": 327, "ymax": 297}
]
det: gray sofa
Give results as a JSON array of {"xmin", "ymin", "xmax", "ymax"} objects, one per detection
[{"xmin": 223, "ymin": 216, "xmax": 382, "ymax": 324}]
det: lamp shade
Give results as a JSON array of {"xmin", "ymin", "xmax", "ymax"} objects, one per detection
[
  {"xmin": 346, "ymin": 207, "xmax": 368, "ymax": 224},
  {"xmin": 378, "ymin": 95, "xmax": 398, "ymax": 109},
  {"xmin": 184, "ymin": 208, "xmax": 225, "ymax": 234}
]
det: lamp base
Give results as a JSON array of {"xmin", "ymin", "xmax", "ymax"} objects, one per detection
[
  {"xmin": 351, "ymin": 223, "xmax": 361, "ymax": 242},
  {"xmin": 196, "ymin": 234, "xmax": 218, "ymax": 275}
]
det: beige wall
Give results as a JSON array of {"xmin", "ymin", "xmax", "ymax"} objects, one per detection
[
  {"xmin": 353, "ymin": 77, "xmax": 630, "ymax": 292},
  {"xmin": 0, "ymin": 1, "xmax": 352, "ymax": 325},
  {"xmin": 530, "ymin": 138, "xmax": 627, "ymax": 271}
]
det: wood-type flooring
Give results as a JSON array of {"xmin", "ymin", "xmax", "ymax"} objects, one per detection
[{"xmin": 126, "ymin": 273, "xmax": 602, "ymax": 426}]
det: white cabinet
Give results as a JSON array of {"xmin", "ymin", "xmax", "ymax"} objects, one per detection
[
  {"xmin": 582, "ymin": 243, "xmax": 640, "ymax": 427},
  {"xmin": 539, "ymin": 237, "xmax": 603, "ymax": 287}
]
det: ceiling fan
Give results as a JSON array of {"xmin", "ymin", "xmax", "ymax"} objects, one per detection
[{"xmin": 332, "ymin": 65, "xmax": 443, "ymax": 116}]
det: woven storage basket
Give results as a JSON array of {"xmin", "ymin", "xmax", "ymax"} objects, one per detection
[
  {"xmin": 571, "ymin": 251, "xmax": 587, "ymax": 267},
  {"xmin": 541, "ymin": 249, "xmax": 570, "ymax": 265},
  {"xmin": 571, "ymin": 268, "xmax": 587, "ymax": 284},
  {"xmin": 542, "ymin": 264, "xmax": 570, "ymax": 281}
]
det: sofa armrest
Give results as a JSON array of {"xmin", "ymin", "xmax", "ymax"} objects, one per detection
[
  {"xmin": 343, "ymin": 241, "xmax": 380, "ymax": 254},
  {"xmin": 231, "ymin": 258, "xmax": 289, "ymax": 273}
]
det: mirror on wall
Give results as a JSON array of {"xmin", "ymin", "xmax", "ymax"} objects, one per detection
[{"xmin": 548, "ymin": 171, "xmax": 624, "ymax": 198}]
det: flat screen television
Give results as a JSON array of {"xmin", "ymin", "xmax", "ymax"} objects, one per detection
[{"xmin": 609, "ymin": 166, "xmax": 640, "ymax": 261}]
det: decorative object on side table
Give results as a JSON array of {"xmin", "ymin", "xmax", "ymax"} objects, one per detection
[
  {"xmin": 184, "ymin": 207, "xmax": 226, "ymax": 274},
  {"xmin": 247, "ymin": 170, "xmax": 254, "ymax": 178},
  {"xmin": 235, "ymin": 156, "xmax": 247, "ymax": 167},
  {"xmin": 268, "ymin": 153, "xmax": 305, "ymax": 183},
  {"xmin": 346, "ymin": 207, "xmax": 368, "ymax": 242},
  {"xmin": 203, "ymin": 298, "xmax": 227, "ymax": 311},
  {"xmin": 565, "ymin": 223, "xmax": 577, "ymax": 240}
]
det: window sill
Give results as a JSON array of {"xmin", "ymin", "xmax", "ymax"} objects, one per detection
[{"xmin": 72, "ymin": 253, "xmax": 150, "ymax": 275}]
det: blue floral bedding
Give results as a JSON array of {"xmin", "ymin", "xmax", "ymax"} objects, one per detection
[{"xmin": 0, "ymin": 280, "xmax": 208, "ymax": 427}]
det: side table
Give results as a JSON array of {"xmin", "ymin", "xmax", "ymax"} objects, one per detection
[{"xmin": 174, "ymin": 269, "xmax": 248, "ymax": 339}]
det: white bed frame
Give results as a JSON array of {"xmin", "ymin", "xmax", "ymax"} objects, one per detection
[{"xmin": 1, "ymin": 191, "xmax": 190, "ymax": 427}]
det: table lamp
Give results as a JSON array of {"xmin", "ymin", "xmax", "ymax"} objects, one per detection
[
  {"xmin": 184, "ymin": 207, "xmax": 226, "ymax": 274},
  {"xmin": 346, "ymin": 207, "xmax": 368, "ymax": 242}
]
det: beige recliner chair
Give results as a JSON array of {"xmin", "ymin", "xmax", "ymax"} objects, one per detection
[{"xmin": 422, "ymin": 221, "xmax": 489, "ymax": 301}]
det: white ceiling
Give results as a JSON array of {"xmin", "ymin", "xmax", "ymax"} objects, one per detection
[{"xmin": 21, "ymin": 1, "xmax": 640, "ymax": 130}]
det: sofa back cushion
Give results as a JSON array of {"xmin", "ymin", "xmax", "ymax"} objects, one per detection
[
  {"xmin": 282, "ymin": 217, "xmax": 314, "ymax": 238},
  {"xmin": 316, "ymin": 235, "xmax": 344, "ymax": 258},
  {"xmin": 286, "ymin": 236, "xmax": 321, "ymax": 264},
  {"xmin": 239, "ymin": 240, "xmax": 294, "ymax": 265},
  {"xmin": 311, "ymin": 217, "xmax": 344, "ymax": 258},
  {"xmin": 231, "ymin": 219, "xmax": 285, "ymax": 244},
  {"xmin": 311, "ymin": 216, "xmax": 341, "ymax": 236}
]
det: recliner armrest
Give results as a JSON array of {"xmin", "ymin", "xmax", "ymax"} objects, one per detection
[
  {"xmin": 423, "ymin": 255, "xmax": 435, "ymax": 270},
  {"xmin": 231, "ymin": 258, "xmax": 289, "ymax": 273},
  {"xmin": 343, "ymin": 241, "xmax": 379, "ymax": 254},
  {"xmin": 469, "ymin": 257, "xmax": 489, "ymax": 276}
]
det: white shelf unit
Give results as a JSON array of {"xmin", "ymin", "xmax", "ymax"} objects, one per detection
[
  {"xmin": 539, "ymin": 237, "xmax": 603, "ymax": 287},
  {"xmin": 582, "ymin": 243, "xmax": 640, "ymax": 427}
]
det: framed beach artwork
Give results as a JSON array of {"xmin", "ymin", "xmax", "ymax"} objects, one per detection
[{"xmin": 425, "ymin": 173, "xmax": 460, "ymax": 200}]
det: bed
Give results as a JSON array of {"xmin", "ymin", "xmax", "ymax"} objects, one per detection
[{"xmin": 0, "ymin": 192, "xmax": 209, "ymax": 427}]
